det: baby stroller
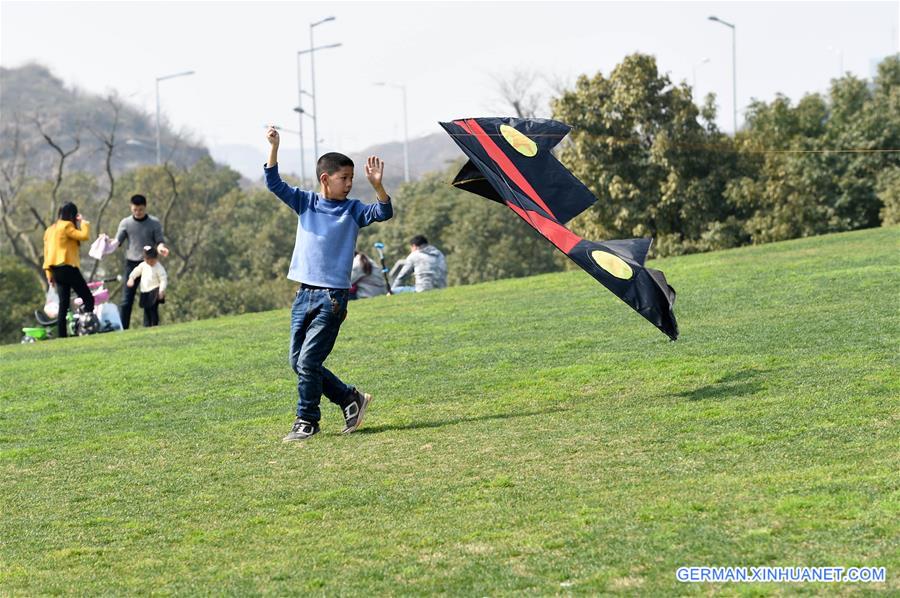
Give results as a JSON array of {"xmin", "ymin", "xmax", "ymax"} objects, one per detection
[{"xmin": 21, "ymin": 280, "xmax": 122, "ymax": 343}]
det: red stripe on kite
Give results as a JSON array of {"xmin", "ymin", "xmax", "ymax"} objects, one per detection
[
  {"xmin": 455, "ymin": 119, "xmax": 555, "ymax": 218},
  {"xmin": 507, "ymin": 203, "xmax": 582, "ymax": 254}
]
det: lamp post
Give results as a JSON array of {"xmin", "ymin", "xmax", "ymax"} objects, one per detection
[
  {"xmin": 708, "ymin": 15, "xmax": 737, "ymax": 133},
  {"xmin": 295, "ymin": 53, "xmax": 307, "ymax": 182},
  {"xmin": 310, "ymin": 16, "xmax": 337, "ymax": 162},
  {"xmin": 155, "ymin": 70, "xmax": 194, "ymax": 165},
  {"xmin": 297, "ymin": 42, "xmax": 341, "ymax": 179},
  {"xmin": 692, "ymin": 57, "xmax": 711, "ymax": 94},
  {"xmin": 374, "ymin": 82, "xmax": 409, "ymax": 182}
]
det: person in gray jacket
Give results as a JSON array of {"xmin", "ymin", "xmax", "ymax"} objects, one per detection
[
  {"xmin": 391, "ymin": 235, "xmax": 447, "ymax": 292},
  {"xmin": 114, "ymin": 194, "xmax": 169, "ymax": 329}
]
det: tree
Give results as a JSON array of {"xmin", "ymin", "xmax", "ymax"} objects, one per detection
[
  {"xmin": 728, "ymin": 54, "xmax": 900, "ymax": 243},
  {"xmin": 876, "ymin": 166, "xmax": 900, "ymax": 225},
  {"xmin": 0, "ymin": 255, "xmax": 43, "ymax": 344},
  {"xmin": 0, "ymin": 115, "xmax": 81, "ymax": 286},
  {"xmin": 551, "ymin": 53, "xmax": 742, "ymax": 256}
]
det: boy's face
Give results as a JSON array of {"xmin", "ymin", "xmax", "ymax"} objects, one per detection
[
  {"xmin": 145, "ymin": 257, "xmax": 158, "ymax": 266},
  {"xmin": 321, "ymin": 166, "xmax": 354, "ymax": 200}
]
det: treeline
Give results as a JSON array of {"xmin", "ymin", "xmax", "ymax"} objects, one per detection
[
  {"xmin": 551, "ymin": 53, "xmax": 899, "ymax": 255},
  {"xmin": 1, "ymin": 54, "xmax": 897, "ymax": 343}
]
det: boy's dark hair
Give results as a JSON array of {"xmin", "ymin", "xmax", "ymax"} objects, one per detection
[
  {"xmin": 316, "ymin": 152, "xmax": 354, "ymax": 180},
  {"xmin": 130, "ymin": 194, "xmax": 147, "ymax": 206},
  {"xmin": 410, "ymin": 235, "xmax": 428, "ymax": 247},
  {"xmin": 58, "ymin": 202, "xmax": 78, "ymax": 223},
  {"xmin": 143, "ymin": 245, "xmax": 158, "ymax": 260}
]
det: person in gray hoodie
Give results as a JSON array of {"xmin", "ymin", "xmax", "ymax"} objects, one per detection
[{"xmin": 391, "ymin": 235, "xmax": 447, "ymax": 292}]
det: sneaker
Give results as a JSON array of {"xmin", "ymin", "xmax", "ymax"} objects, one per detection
[
  {"xmin": 282, "ymin": 418, "xmax": 319, "ymax": 442},
  {"xmin": 341, "ymin": 390, "xmax": 372, "ymax": 434}
]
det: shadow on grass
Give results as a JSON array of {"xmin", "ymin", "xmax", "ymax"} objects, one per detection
[
  {"xmin": 358, "ymin": 407, "xmax": 571, "ymax": 434},
  {"xmin": 676, "ymin": 368, "xmax": 779, "ymax": 401}
]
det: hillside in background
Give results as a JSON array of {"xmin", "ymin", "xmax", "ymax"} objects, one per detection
[
  {"xmin": 1, "ymin": 59, "xmax": 465, "ymax": 185},
  {"xmin": 348, "ymin": 131, "xmax": 462, "ymax": 188},
  {"xmin": 0, "ymin": 64, "xmax": 210, "ymax": 176},
  {"xmin": 212, "ymin": 130, "xmax": 462, "ymax": 186},
  {"xmin": 1, "ymin": 227, "xmax": 897, "ymax": 594}
]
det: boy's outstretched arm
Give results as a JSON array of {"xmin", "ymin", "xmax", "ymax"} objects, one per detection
[
  {"xmin": 365, "ymin": 156, "xmax": 391, "ymax": 203},
  {"xmin": 266, "ymin": 126, "xmax": 280, "ymax": 168},
  {"xmin": 354, "ymin": 155, "xmax": 394, "ymax": 227},
  {"xmin": 264, "ymin": 125, "xmax": 308, "ymax": 214}
]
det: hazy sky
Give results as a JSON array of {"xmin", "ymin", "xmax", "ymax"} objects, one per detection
[{"xmin": 2, "ymin": 0, "xmax": 898, "ymax": 157}]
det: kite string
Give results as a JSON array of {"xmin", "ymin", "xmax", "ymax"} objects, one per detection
[{"xmin": 444, "ymin": 132, "xmax": 900, "ymax": 155}]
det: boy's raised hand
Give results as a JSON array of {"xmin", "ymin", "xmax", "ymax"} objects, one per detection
[
  {"xmin": 266, "ymin": 126, "xmax": 280, "ymax": 147},
  {"xmin": 365, "ymin": 156, "xmax": 385, "ymax": 189}
]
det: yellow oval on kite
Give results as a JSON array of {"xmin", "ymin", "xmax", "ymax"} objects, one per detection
[
  {"xmin": 500, "ymin": 124, "xmax": 538, "ymax": 157},
  {"xmin": 591, "ymin": 250, "xmax": 633, "ymax": 280}
]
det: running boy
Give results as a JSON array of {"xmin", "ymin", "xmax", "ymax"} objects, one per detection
[{"xmin": 264, "ymin": 126, "xmax": 393, "ymax": 441}]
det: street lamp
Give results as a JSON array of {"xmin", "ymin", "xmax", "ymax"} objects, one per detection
[
  {"xmin": 310, "ymin": 16, "xmax": 337, "ymax": 162},
  {"xmin": 155, "ymin": 70, "xmax": 194, "ymax": 165},
  {"xmin": 708, "ymin": 15, "xmax": 737, "ymax": 133},
  {"xmin": 297, "ymin": 42, "xmax": 341, "ymax": 181},
  {"xmin": 295, "ymin": 53, "xmax": 308, "ymax": 182},
  {"xmin": 692, "ymin": 57, "xmax": 711, "ymax": 94},
  {"xmin": 374, "ymin": 82, "xmax": 410, "ymax": 182}
]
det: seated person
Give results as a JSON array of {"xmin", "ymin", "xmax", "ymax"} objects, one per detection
[
  {"xmin": 350, "ymin": 251, "xmax": 387, "ymax": 299},
  {"xmin": 391, "ymin": 235, "xmax": 447, "ymax": 293}
]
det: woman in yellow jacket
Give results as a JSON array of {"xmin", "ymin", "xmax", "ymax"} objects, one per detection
[{"xmin": 43, "ymin": 202, "xmax": 94, "ymax": 338}]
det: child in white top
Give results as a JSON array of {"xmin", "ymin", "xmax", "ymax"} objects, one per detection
[{"xmin": 126, "ymin": 245, "xmax": 167, "ymax": 327}]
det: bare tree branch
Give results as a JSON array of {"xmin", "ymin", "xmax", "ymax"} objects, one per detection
[
  {"xmin": 493, "ymin": 69, "xmax": 545, "ymax": 119},
  {"xmin": 33, "ymin": 116, "xmax": 80, "ymax": 224},
  {"xmin": 160, "ymin": 162, "xmax": 179, "ymax": 242},
  {"xmin": 0, "ymin": 186, "xmax": 45, "ymax": 287},
  {"xmin": 0, "ymin": 116, "xmax": 46, "ymax": 287},
  {"xmin": 88, "ymin": 96, "xmax": 121, "ymax": 280},
  {"xmin": 0, "ymin": 120, "xmax": 29, "ymax": 202}
]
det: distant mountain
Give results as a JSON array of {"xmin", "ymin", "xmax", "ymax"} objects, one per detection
[
  {"xmin": 208, "ymin": 144, "xmax": 272, "ymax": 183},
  {"xmin": 0, "ymin": 63, "xmax": 209, "ymax": 177},
  {"xmin": 212, "ymin": 131, "xmax": 462, "ymax": 188},
  {"xmin": 348, "ymin": 131, "xmax": 462, "ymax": 189},
  {"xmin": 1, "ymin": 63, "xmax": 461, "ymax": 186}
]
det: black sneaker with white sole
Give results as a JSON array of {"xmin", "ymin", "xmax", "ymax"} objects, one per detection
[
  {"xmin": 283, "ymin": 418, "xmax": 319, "ymax": 442},
  {"xmin": 341, "ymin": 390, "xmax": 372, "ymax": 434}
]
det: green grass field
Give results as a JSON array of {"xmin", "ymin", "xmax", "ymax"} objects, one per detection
[{"xmin": 1, "ymin": 227, "xmax": 898, "ymax": 595}]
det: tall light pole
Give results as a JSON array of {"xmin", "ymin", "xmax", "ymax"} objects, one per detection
[
  {"xmin": 297, "ymin": 42, "xmax": 341, "ymax": 178},
  {"xmin": 295, "ymin": 54, "xmax": 307, "ymax": 182},
  {"xmin": 374, "ymin": 82, "xmax": 409, "ymax": 182},
  {"xmin": 708, "ymin": 15, "xmax": 737, "ymax": 133},
  {"xmin": 155, "ymin": 70, "xmax": 194, "ymax": 165},
  {"xmin": 692, "ymin": 57, "xmax": 711, "ymax": 94},
  {"xmin": 310, "ymin": 16, "xmax": 337, "ymax": 162}
]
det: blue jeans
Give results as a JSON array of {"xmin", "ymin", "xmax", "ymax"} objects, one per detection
[{"xmin": 289, "ymin": 287, "xmax": 354, "ymax": 423}]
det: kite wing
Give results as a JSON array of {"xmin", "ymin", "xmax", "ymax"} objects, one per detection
[{"xmin": 440, "ymin": 117, "xmax": 679, "ymax": 341}]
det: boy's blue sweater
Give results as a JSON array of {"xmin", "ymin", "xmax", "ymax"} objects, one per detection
[{"xmin": 265, "ymin": 164, "xmax": 393, "ymax": 288}]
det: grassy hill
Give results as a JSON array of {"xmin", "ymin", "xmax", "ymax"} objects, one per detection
[{"xmin": 1, "ymin": 227, "xmax": 897, "ymax": 595}]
